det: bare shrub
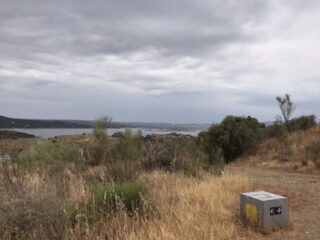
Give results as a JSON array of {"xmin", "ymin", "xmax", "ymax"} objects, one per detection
[
  {"xmin": 144, "ymin": 134, "xmax": 209, "ymax": 177},
  {"xmin": 306, "ymin": 141, "xmax": 320, "ymax": 168},
  {"xmin": 0, "ymin": 195, "xmax": 68, "ymax": 240},
  {"xmin": 276, "ymin": 94, "xmax": 295, "ymax": 130},
  {"xmin": 0, "ymin": 163, "xmax": 69, "ymax": 239}
]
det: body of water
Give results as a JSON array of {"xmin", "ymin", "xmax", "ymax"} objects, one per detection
[{"xmin": 9, "ymin": 128, "xmax": 202, "ymax": 138}]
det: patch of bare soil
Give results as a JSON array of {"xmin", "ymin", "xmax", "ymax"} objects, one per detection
[{"xmin": 227, "ymin": 166, "xmax": 320, "ymax": 240}]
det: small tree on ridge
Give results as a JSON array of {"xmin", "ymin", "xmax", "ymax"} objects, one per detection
[{"xmin": 276, "ymin": 94, "xmax": 295, "ymax": 130}]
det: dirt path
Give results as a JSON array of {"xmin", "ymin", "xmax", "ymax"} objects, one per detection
[{"xmin": 226, "ymin": 166, "xmax": 320, "ymax": 240}]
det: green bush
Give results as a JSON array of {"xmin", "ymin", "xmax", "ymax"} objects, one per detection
[
  {"xmin": 145, "ymin": 135, "xmax": 208, "ymax": 176},
  {"xmin": 146, "ymin": 137, "xmax": 178, "ymax": 169},
  {"xmin": 17, "ymin": 141, "xmax": 84, "ymax": 177},
  {"xmin": 87, "ymin": 117, "xmax": 111, "ymax": 165},
  {"xmin": 197, "ymin": 131, "xmax": 225, "ymax": 174},
  {"xmin": 113, "ymin": 129, "xmax": 144, "ymax": 162},
  {"xmin": 91, "ymin": 182, "xmax": 147, "ymax": 212},
  {"xmin": 262, "ymin": 115, "xmax": 316, "ymax": 141},
  {"xmin": 262, "ymin": 121, "xmax": 288, "ymax": 141},
  {"xmin": 112, "ymin": 131, "xmax": 124, "ymax": 138},
  {"xmin": 66, "ymin": 182, "xmax": 147, "ymax": 226},
  {"xmin": 205, "ymin": 116, "xmax": 263, "ymax": 163},
  {"xmin": 289, "ymin": 115, "xmax": 317, "ymax": 132},
  {"xmin": 179, "ymin": 157, "xmax": 204, "ymax": 177},
  {"xmin": 206, "ymin": 146, "xmax": 225, "ymax": 174},
  {"xmin": 93, "ymin": 117, "xmax": 110, "ymax": 143},
  {"xmin": 108, "ymin": 160, "xmax": 141, "ymax": 183},
  {"xmin": 65, "ymin": 201, "xmax": 95, "ymax": 226},
  {"xmin": 306, "ymin": 141, "xmax": 320, "ymax": 168},
  {"xmin": 83, "ymin": 142, "xmax": 108, "ymax": 166}
]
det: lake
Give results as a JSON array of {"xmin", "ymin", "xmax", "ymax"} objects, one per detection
[{"xmin": 10, "ymin": 128, "xmax": 202, "ymax": 138}]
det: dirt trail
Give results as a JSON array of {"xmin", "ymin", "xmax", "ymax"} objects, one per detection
[{"xmin": 227, "ymin": 167, "xmax": 320, "ymax": 240}]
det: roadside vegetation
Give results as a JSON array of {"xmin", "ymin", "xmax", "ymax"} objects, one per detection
[
  {"xmin": 0, "ymin": 94, "xmax": 318, "ymax": 239},
  {"xmin": 233, "ymin": 94, "xmax": 319, "ymax": 171},
  {"xmin": 0, "ymin": 129, "xmax": 253, "ymax": 239}
]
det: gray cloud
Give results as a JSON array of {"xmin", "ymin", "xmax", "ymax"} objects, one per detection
[
  {"xmin": 0, "ymin": 0, "xmax": 268, "ymax": 58},
  {"xmin": 1, "ymin": 0, "xmax": 320, "ymax": 122}
]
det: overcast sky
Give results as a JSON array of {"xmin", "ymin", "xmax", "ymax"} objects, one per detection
[{"xmin": 1, "ymin": 0, "xmax": 319, "ymax": 123}]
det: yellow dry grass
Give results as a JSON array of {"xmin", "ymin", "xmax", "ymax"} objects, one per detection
[
  {"xmin": 234, "ymin": 126, "xmax": 320, "ymax": 172},
  {"xmin": 72, "ymin": 171, "xmax": 255, "ymax": 240}
]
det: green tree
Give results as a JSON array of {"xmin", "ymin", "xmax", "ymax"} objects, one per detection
[
  {"xmin": 88, "ymin": 116, "xmax": 111, "ymax": 165},
  {"xmin": 206, "ymin": 116, "xmax": 262, "ymax": 163},
  {"xmin": 93, "ymin": 116, "xmax": 111, "ymax": 142}
]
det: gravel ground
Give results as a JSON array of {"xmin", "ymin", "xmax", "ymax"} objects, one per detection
[{"xmin": 227, "ymin": 166, "xmax": 320, "ymax": 240}]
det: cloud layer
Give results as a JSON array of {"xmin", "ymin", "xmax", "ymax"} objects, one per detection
[{"xmin": 1, "ymin": 0, "xmax": 320, "ymax": 122}]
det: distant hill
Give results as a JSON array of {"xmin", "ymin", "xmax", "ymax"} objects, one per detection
[
  {"xmin": 0, "ymin": 130, "xmax": 35, "ymax": 139},
  {"xmin": 0, "ymin": 116, "xmax": 91, "ymax": 128},
  {"xmin": 0, "ymin": 116, "xmax": 210, "ymax": 130},
  {"xmin": 106, "ymin": 122, "xmax": 210, "ymax": 130}
]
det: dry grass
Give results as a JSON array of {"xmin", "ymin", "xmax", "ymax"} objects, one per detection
[
  {"xmin": 0, "ymin": 162, "xmax": 259, "ymax": 240},
  {"xmin": 234, "ymin": 126, "xmax": 320, "ymax": 172},
  {"xmin": 0, "ymin": 133, "xmax": 298, "ymax": 239},
  {"xmin": 69, "ymin": 172, "xmax": 254, "ymax": 240}
]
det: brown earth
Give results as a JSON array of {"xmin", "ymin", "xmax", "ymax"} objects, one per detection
[{"xmin": 227, "ymin": 166, "xmax": 320, "ymax": 240}]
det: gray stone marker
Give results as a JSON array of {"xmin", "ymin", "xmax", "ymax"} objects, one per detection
[{"xmin": 240, "ymin": 191, "xmax": 289, "ymax": 230}]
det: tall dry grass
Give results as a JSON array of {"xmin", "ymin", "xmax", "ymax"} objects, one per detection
[
  {"xmin": 235, "ymin": 126, "xmax": 320, "ymax": 172},
  {"xmin": 0, "ymin": 134, "xmax": 261, "ymax": 239},
  {"xmin": 71, "ymin": 172, "xmax": 253, "ymax": 240},
  {"xmin": 0, "ymin": 162, "xmax": 256, "ymax": 240}
]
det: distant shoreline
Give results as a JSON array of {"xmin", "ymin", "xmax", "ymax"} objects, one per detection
[
  {"xmin": 0, "ymin": 130, "xmax": 36, "ymax": 139},
  {"xmin": 0, "ymin": 115, "xmax": 209, "ymax": 131},
  {"xmin": 1, "ymin": 128, "xmax": 201, "ymax": 139}
]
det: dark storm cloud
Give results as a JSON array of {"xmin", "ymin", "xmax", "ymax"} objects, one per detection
[{"xmin": 1, "ymin": 0, "xmax": 320, "ymax": 122}]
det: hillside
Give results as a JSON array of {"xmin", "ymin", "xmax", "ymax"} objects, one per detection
[
  {"xmin": 0, "ymin": 115, "xmax": 91, "ymax": 128},
  {"xmin": 235, "ymin": 126, "xmax": 320, "ymax": 173},
  {"xmin": 227, "ymin": 126, "xmax": 320, "ymax": 239},
  {"xmin": 0, "ymin": 130, "xmax": 35, "ymax": 139},
  {"xmin": 0, "ymin": 124, "xmax": 319, "ymax": 239}
]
